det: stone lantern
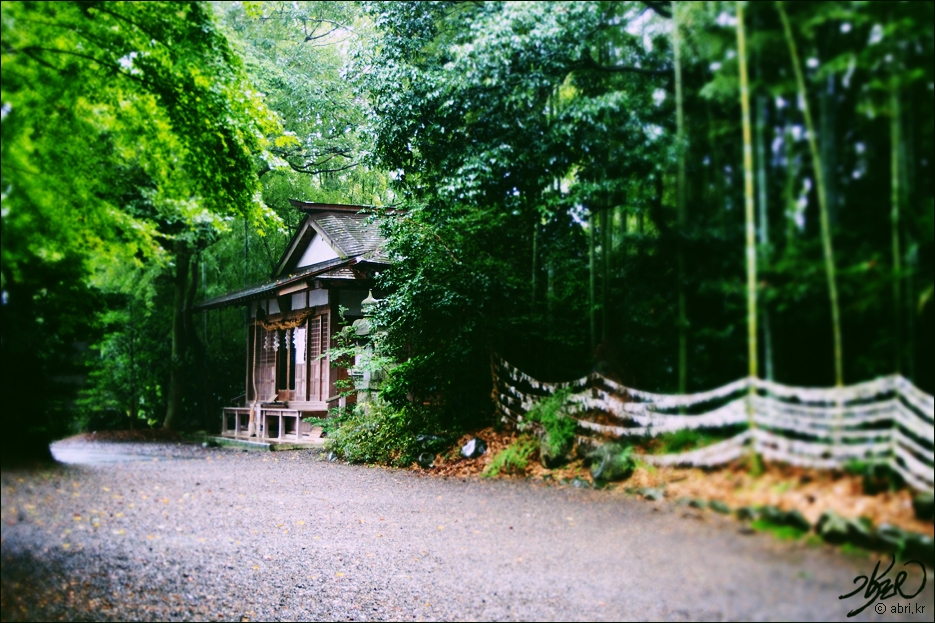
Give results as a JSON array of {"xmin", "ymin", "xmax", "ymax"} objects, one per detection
[{"xmin": 351, "ymin": 291, "xmax": 381, "ymax": 409}]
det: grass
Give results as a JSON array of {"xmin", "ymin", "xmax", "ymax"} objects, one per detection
[
  {"xmin": 634, "ymin": 458, "xmax": 657, "ymax": 474},
  {"xmin": 750, "ymin": 518, "xmax": 809, "ymax": 541},
  {"xmin": 639, "ymin": 424, "xmax": 748, "ymax": 456},
  {"xmin": 840, "ymin": 543, "xmax": 874, "ymax": 559},
  {"xmin": 483, "ymin": 435, "xmax": 538, "ymax": 477},
  {"xmin": 843, "ymin": 459, "xmax": 906, "ymax": 494},
  {"xmin": 806, "ymin": 535, "xmax": 824, "ymax": 548}
]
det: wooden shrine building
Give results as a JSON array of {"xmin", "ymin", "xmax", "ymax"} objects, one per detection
[{"xmin": 194, "ymin": 201, "xmax": 390, "ymax": 443}]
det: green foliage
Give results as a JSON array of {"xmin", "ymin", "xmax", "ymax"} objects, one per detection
[
  {"xmin": 2, "ymin": 1, "xmax": 282, "ymax": 267},
  {"xmin": 6, "ymin": 0, "xmax": 935, "ymax": 448},
  {"xmin": 525, "ymin": 391, "xmax": 577, "ymax": 456},
  {"xmin": 0, "ymin": 247, "xmax": 102, "ymax": 451},
  {"xmin": 3, "ymin": 2, "xmax": 394, "ymax": 438},
  {"xmin": 844, "ymin": 459, "xmax": 905, "ymax": 494},
  {"xmin": 213, "ymin": 1, "xmax": 392, "ymax": 259},
  {"xmin": 324, "ymin": 403, "xmax": 441, "ymax": 466},
  {"xmin": 751, "ymin": 518, "xmax": 809, "ymax": 541},
  {"xmin": 359, "ymin": 0, "xmax": 935, "ymax": 417},
  {"xmin": 76, "ymin": 296, "xmax": 171, "ymax": 431},
  {"xmin": 483, "ymin": 435, "xmax": 538, "ymax": 478},
  {"xmin": 313, "ymin": 305, "xmax": 445, "ymax": 465},
  {"xmin": 645, "ymin": 424, "xmax": 749, "ymax": 455},
  {"xmin": 2, "ymin": 0, "xmax": 288, "ymax": 439},
  {"xmin": 839, "ymin": 543, "xmax": 874, "ymax": 559}
]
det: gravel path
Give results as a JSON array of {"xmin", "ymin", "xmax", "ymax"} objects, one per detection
[{"xmin": 2, "ymin": 441, "xmax": 932, "ymax": 621}]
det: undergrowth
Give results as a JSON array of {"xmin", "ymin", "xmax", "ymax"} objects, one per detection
[
  {"xmin": 524, "ymin": 390, "xmax": 576, "ymax": 455},
  {"xmin": 483, "ymin": 435, "xmax": 538, "ymax": 477},
  {"xmin": 639, "ymin": 424, "xmax": 748, "ymax": 455},
  {"xmin": 320, "ymin": 403, "xmax": 443, "ymax": 467},
  {"xmin": 750, "ymin": 518, "xmax": 809, "ymax": 541},
  {"xmin": 843, "ymin": 459, "xmax": 905, "ymax": 494}
]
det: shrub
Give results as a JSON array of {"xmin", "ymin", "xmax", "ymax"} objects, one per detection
[
  {"xmin": 525, "ymin": 390, "xmax": 576, "ymax": 456},
  {"xmin": 645, "ymin": 424, "xmax": 748, "ymax": 455},
  {"xmin": 323, "ymin": 403, "xmax": 442, "ymax": 467},
  {"xmin": 483, "ymin": 435, "xmax": 538, "ymax": 477},
  {"xmin": 844, "ymin": 459, "xmax": 905, "ymax": 494}
]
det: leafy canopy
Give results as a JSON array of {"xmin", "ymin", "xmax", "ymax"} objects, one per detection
[{"xmin": 1, "ymin": 0, "xmax": 284, "ymax": 283}]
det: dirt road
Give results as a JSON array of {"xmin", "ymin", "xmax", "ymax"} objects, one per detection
[{"xmin": 1, "ymin": 441, "xmax": 932, "ymax": 621}]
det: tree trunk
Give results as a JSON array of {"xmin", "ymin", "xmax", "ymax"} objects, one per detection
[
  {"xmin": 672, "ymin": 0, "xmax": 688, "ymax": 394},
  {"xmin": 777, "ymin": 0, "xmax": 844, "ymax": 386},
  {"xmin": 127, "ymin": 301, "xmax": 136, "ymax": 430},
  {"xmin": 891, "ymin": 90, "xmax": 902, "ymax": 374},
  {"xmin": 602, "ymin": 205, "xmax": 610, "ymax": 343},
  {"xmin": 902, "ymin": 101, "xmax": 916, "ymax": 381},
  {"xmin": 738, "ymin": 1, "xmax": 758, "ymax": 381},
  {"xmin": 756, "ymin": 101, "xmax": 774, "ymax": 380},
  {"xmin": 820, "ymin": 75, "xmax": 837, "ymax": 225},
  {"xmin": 531, "ymin": 220, "xmax": 538, "ymax": 315},
  {"xmin": 164, "ymin": 238, "xmax": 193, "ymax": 430},
  {"xmin": 183, "ymin": 253, "xmax": 211, "ymax": 430},
  {"xmin": 783, "ymin": 123, "xmax": 797, "ymax": 244},
  {"xmin": 589, "ymin": 209, "xmax": 597, "ymax": 353}
]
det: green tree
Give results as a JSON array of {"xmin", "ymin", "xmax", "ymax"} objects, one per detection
[
  {"xmin": 358, "ymin": 0, "xmax": 934, "ymax": 424},
  {"xmin": 354, "ymin": 1, "xmax": 674, "ymax": 422},
  {"xmin": 1, "ymin": 1, "xmax": 283, "ymax": 441}
]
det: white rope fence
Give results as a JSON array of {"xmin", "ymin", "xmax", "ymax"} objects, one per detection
[{"xmin": 492, "ymin": 357, "xmax": 934, "ymax": 492}]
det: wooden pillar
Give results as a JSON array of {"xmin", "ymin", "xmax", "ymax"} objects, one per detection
[{"xmin": 245, "ymin": 320, "xmax": 253, "ymax": 401}]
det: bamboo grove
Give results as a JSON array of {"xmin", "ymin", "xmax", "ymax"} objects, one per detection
[{"xmin": 361, "ymin": 0, "xmax": 934, "ymax": 424}]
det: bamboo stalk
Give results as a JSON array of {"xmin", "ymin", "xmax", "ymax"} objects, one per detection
[
  {"xmin": 777, "ymin": 0, "xmax": 844, "ymax": 386},
  {"xmin": 589, "ymin": 209, "xmax": 597, "ymax": 352},
  {"xmin": 672, "ymin": 0, "xmax": 688, "ymax": 393},
  {"xmin": 738, "ymin": 1, "xmax": 758, "ymax": 382},
  {"xmin": 783, "ymin": 124, "xmax": 797, "ymax": 243},
  {"xmin": 891, "ymin": 90, "xmax": 902, "ymax": 374},
  {"xmin": 755, "ymin": 14, "xmax": 775, "ymax": 378},
  {"xmin": 756, "ymin": 94, "xmax": 774, "ymax": 381},
  {"xmin": 737, "ymin": 2, "xmax": 760, "ymax": 468},
  {"xmin": 602, "ymin": 205, "xmax": 610, "ymax": 343},
  {"xmin": 902, "ymin": 104, "xmax": 916, "ymax": 381},
  {"xmin": 531, "ymin": 221, "xmax": 538, "ymax": 315}
]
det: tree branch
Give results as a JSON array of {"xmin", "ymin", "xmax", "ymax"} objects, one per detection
[
  {"xmin": 304, "ymin": 25, "xmax": 346, "ymax": 43},
  {"xmin": 642, "ymin": 1, "xmax": 673, "ymax": 19},
  {"xmin": 577, "ymin": 48, "xmax": 671, "ymax": 76},
  {"xmin": 260, "ymin": 235, "xmax": 277, "ymax": 273},
  {"xmin": 10, "ymin": 45, "xmax": 150, "ymax": 87},
  {"xmin": 270, "ymin": 147, "xmax": 355, "ymax": 161},
  {"xmin": 287, "ymin": 160, "xmax": 361, "ymax": 175},
  {"xmin": 85, "ymin": 5, "xmax": 174, "ymax": 55}
]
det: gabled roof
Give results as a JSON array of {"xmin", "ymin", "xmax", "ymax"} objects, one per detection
[
  {"xmin": 192, "ymin": 256, "xmax": 389, "ymax": 312},
  {"xmin": 312, "ymin": 212, "xmax": 385, "ymax": 258},
  {"xmin": 273, "ymin": 202, "xmax": 391, "ymax": 278},
  {"xmin": 193, "ymin": 201, "xmax": 395, "ymax": 312}
]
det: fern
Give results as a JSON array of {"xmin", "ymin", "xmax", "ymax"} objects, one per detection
[{"xmin": 483, "ymin": 435, "xmax": 537, "ymax": 477}]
